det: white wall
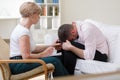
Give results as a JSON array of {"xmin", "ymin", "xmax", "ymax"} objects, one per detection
[
  {"xmin": 0, "ymin": 0, "xmax": 33, "ymax": 17},
  {"xmin": 61, "ymin": 0, "xmax": 120, "ymax": 25},
  {"xmin": 0, "ymin": 19, "xmax": 18, "ymax": 39}
]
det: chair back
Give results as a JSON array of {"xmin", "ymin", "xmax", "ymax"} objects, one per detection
[
  {"xmin": 0, "ymin": 36, "xmax": 9, "ymax": 60},
  {"xmin": 0, "ymin": 36, "xmax": 11, "ymax": 80}
]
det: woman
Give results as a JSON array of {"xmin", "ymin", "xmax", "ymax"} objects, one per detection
[{"xmin": 9, "ymin": 2, "xmax": 69, "ymax": 77}]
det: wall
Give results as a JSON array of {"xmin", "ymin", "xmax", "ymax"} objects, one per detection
[
  {"xmin": 61, "ymin": 0, "xmax": 120, "ymax": 25},
  {"xmin": 0, "ymin": 19, "xmax": 18, "ymax": 39},
  {"xmin": 0, "ymin": 0, "xmax": 33, "ymax": 17}
]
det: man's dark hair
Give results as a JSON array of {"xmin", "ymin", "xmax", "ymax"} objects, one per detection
[{"xmin": 58, "ymin": 24, "xmax": 73, "ymax": 42}]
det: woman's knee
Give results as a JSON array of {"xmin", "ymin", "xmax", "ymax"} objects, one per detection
[{"xmin": 41, "ymin": 57, "xmax": 62, "ymax": 65}]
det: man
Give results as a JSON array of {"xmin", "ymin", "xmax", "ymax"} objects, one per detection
[{"xmin": 57, "ymin": 20, "xmax": 109, "ymax": 75}]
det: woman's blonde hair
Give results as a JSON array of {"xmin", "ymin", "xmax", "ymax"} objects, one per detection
[{"xmin": 20, "ymin": 2, "xmax": 41, "ymax": 17}]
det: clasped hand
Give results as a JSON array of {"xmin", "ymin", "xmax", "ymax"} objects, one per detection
[{"xmin": 53, "ymin": 40, "xmax": 73, "ymax": 51}]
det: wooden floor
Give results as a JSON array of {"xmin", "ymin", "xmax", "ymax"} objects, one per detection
[
  {"xmin": 55, "ymin": 71, "xmax": 120, "ymax": 80},
  {"xmin": 1, "ymin": 71, "xmax": 120, "ymax": 80},
  {"xmin": 29, "ymin": 71, "xmax": 120, "ymax": 80}
]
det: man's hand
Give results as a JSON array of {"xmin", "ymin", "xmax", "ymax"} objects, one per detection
[
  {"xmin": 62, "ymin": 40, "xmax": 73, "ymax": 50},
  {"xmin": 51, "ymin": 39, "xmax": 62, "ymax": 51}
]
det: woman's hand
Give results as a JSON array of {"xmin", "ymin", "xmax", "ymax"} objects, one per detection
[
  {"xmin": 62, "ymin": 40, "xmax": 73, "ymax": 50},
  {"xmin": 41, "ymin": 47, "xmax": 54, "ymax": 57},
  {"xmin": 51, "ymin": 39, "xmax": 62, "ymax": 51}
]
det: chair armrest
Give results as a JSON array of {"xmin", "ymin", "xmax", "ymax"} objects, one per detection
[{"xmin": 0, "ymin": 59, "xmax": 48, "ymax": 79}]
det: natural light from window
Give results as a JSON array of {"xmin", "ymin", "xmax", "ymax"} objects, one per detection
[{"xmin": 0, "ymin": 0, "xmax": 33, "ymax": 18}]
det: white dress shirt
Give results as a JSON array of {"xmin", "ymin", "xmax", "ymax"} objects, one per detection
[{"xmin": 74, "ymin": 20, "xmax": 108, "ymax": 60}]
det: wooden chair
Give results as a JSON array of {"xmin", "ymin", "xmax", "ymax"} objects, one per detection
[{"xmin": 0, "ymin": 36, "xmax": 55, "ymax": 80}]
